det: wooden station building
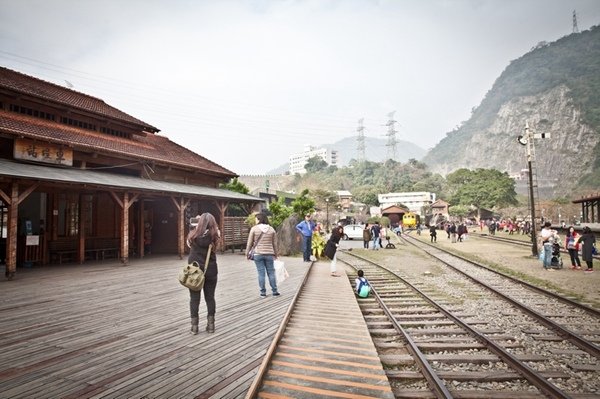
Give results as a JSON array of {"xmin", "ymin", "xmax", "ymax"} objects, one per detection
[
  {"xmin": 573, "ymin": 193, "xmax": 600, "ymax": 224},
  {"xmin": 0, "ymin": 66, "xmax": 261, "ymax": 279}
]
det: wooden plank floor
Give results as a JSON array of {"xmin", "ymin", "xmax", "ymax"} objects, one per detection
[
  {"xmin": 256, "ymin": 263, "xmax": 395, "ymax": 399},
  {"xmin": 0, "ymin": 254, "xmax": 309, "ymax": 398}
]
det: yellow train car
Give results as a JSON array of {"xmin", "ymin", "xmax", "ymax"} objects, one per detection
[{"xmin": 402, "ymin": 212, "xmax": 420, "ymax": 228}]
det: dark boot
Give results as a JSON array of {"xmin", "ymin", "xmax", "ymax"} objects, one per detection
[
  {"xmin": 191, "ymin": 317, "xmax": 199, "ymax": 335},
  {"xmin": 206, "ymin": 315, "xmax": 215, "ymax": 333}
]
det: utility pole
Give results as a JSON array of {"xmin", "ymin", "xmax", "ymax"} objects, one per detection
[
  {"xmin": 385, "ymin": 111, "xmax": 397, "ymax": 161},
  {"xmin": 356, "ymin": 118, "xmax": 366, "ymax": 162},
  {"xmin": 517, "ymin": 121, "xmax": 550, "ymax": 257}
]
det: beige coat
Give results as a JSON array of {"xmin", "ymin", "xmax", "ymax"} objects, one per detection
[{"xmin": 246, "ymin": 224, "xmax": 278, "ymax": 257}]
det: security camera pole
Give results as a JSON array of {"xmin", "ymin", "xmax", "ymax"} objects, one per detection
[{"xmin": 517, "ymin": 121, "xmax": 550, "ymax": 257}]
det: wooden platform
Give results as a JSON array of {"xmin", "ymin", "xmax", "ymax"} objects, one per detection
[
  {"xmin": 0, "ymin": 254, "xmax": 394, "ymax": 398},
  {"xmin": 0, "ymin": 254, "xmax": 311, "ymax": 398},
  {"xmin": 255, "ymin": 262, "xmax": 395, "ymax": 399}
]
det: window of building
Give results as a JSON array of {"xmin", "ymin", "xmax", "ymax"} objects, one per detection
[
  {"xmin": 99, "ymin": 126, "xmax": 130, "ymax": 139},
  {"xmin": 82, "ymin": 194, "xmax": 93, "ymax": 236},
  {"xmin": 58, "ymin": 193, "xmax": 79, "ymax": 237},
  {"xmin": 0, "ymin": 200, "xmax": 7, "ymax": 239},
  {"xmin": 59, "ymin": 116, "xmax": 96, "ymax": 131},
  {"xmin": 9, "ymin": 104, "xmax": 56, "ymax": 121}
]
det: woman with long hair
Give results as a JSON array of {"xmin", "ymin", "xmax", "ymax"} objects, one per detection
[
  {"xmin": 186, "ymin": 213, "xmax": 220, "ymax": 334},
  {"xmin": 326, "ymin": 225, "xmax": 343, "ymax": 277},
  {"xmin": 577, "ymin": 226, "xmax": 596, "ymax": 273}
]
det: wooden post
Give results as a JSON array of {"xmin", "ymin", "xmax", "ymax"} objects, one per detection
[
  {"xmin": 5, "ymin": 184, "xmax": 18, "ymax": 280},
  {"xmin": 169, "ymin": 196, "xmax": 190, "ymax": 260},
  {"xmin": 78, "ymin": 194, "xmax": 85, "ymax": 264},
  {"xmin": 0, "ymin": 182, "xmax": 39, "ymax": 279},
  {"xmin": 109, "ymin": 191, "xmax": 139, "ymax": 265},
  {"xmin": 214, "ymin": 200, "xmax": 228, "ymax": 252},
  {"xmin": 138, "ymin": 199, "xmax": 145, "ymax": 258}
]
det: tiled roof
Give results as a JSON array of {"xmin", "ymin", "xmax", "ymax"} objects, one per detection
[
  {"xmin": 0, "ymin": 110, "xmax": 236, "ymax": 178},
  {"xmin": 0, "ymin": 66, "xmax": 158, "ymax": 132},
  {"xmin": 0, "ymin": 158, "xmax": 255, "ymax": 202}
]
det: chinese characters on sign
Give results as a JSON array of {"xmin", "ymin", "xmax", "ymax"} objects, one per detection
[{"xmin": 14, "ymin": 138, "xmax": 73, "ymax": 166}]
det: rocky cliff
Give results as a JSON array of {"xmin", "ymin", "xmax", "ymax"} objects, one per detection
[{"xmin": 423, "ymin": 26, "xmax": 600, "ymax": 198}]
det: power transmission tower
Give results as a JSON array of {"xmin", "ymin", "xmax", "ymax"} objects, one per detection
[
  {"xmin": 356, "ymin": 118, "xmax": 366, "ymax": 162},
  {"xmin": 573, "ymin": 10, "xmax": 580, "ymax": 33},
  {"xmin": 385, "ymin": 111, "xmax": 397, "ymax": 161}
]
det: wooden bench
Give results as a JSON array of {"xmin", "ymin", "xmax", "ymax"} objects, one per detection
[
  {"xmin": 48, "ymin": 238, "xmax": 119, "ymax": 264},
  {"xmin": 85, "ymin": 238, "xmax": 119, "ymax": 261},
  {"xmin": 223, "ymin": 217, "xmax": 249, "ymax": 253},
  {"xmin": 48, "ymin": 240, "xmax": 77, "ymax": 264}
]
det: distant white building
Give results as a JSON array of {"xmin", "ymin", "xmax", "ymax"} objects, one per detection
[
  {"xmin": 289, "ymin": 145, "xmax": 339, "ymax": 175},
  {"xmin": 378, "ymin": 192, "xmax": 436, "ymax": 216}
]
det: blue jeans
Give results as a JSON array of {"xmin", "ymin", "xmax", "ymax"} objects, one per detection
[
  {"xmin": 543, "ymin": 243, "xmax": 552, "ymax": 268},
  {"xmin": 254, "ymin": 254, "xmax": 278, "ymax": 295},
  {"xmin": 372, "ymin": 236, "xmax": 380, "ymax": 249},
  {"xmin": 302, "ymin": 235, "xmax": 312, "ymax": 261}
]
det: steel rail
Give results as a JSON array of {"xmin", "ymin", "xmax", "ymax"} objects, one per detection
[
  {"xmin": 244, "ymin": 261, "xmax": 315, "ymax": 399},
  {"xmin": 471, "ymin": 232, "xmax": 600, "ymax": 261},
  {"xmin": 415, "ymin": 235, "xmax": 600, "ymax": 317},
  {"xmin": 343, "ymin": 260, "xmax": 453, "ymax": 399},
  {"xmin": 340, "ymin": 250, "xmax": 573, "ymax": 399},
  {"xmin": 403, "ymin": 235, "xmax": 600, "ymax": 359}
]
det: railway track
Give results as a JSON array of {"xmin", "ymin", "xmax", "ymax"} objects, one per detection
[
  {"xmin": 336, "ymin": 238, "xmax": 600, "ymax": 398},
  {"xmin": 247, "ymin": 236, "xmax": 599, "ymax": 398},
  {"xmin": 469, "ymin": 231, "xmax": 600, "ymax": 261}
]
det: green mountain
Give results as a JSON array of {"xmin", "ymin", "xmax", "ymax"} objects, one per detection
[{"xmin": 423, "ymin": 25, "xmax": 600, "ymax": 197}]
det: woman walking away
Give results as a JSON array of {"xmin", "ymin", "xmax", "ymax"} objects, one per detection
[
  {"xmin": 577, "ymin": 226, "xmax": 596, "ymax": 273},
  {"xmin": 187, "ymin": 213, "xmax": 220, "ymax": 335},
  {"xmin": 325, "ymin": 225, "xmax": 343, "ymax": 277},
  {"xmin": 565, "ymin": 226, "xmax": 582, "ymax": 270},
  {"xmin": 362, "ymin": 224, "xmax": 371, "ymax": 249},
  {"xmin": 247, "ymin": 213, "xmax": 280, "ymax": 298},
  {"xmin": 429, "ymin": 225, "xmax": 437, "ymax": 243}
]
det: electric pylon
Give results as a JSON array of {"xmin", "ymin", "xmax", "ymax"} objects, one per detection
[
  {"xmin": 356, "ymin": 118, "xmax": 366, "ymax": 162},
  {"xmin": 385, "ymin": 111, "xmax": 397, "ymax": 161}
]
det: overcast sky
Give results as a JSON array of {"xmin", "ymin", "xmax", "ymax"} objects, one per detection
[{"xmin": 1, "ymin": 0, "xmax": 599, "ymax": 175}]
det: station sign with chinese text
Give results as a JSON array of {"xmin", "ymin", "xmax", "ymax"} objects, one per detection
[{"xmin": 14, "ymin": 138, "xmax": 73, "ymax": 166}]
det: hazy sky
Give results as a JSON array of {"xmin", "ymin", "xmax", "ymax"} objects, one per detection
[{"xmin": 1, "ymin": 0, "xmax": 599, "ymax": 175}]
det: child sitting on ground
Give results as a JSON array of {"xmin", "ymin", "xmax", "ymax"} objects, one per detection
[{"xmin": 355, "ymin": 269, "xmax": 371, "ymax": 298}]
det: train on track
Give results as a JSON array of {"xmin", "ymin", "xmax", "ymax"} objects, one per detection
[{"xmin": 402, "ymin": 212, "xmax": 421, "ymax": 228}]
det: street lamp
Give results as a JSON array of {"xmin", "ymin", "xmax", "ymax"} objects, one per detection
[{"xmin": 325, "ymin": 198, "xmax": 329, "ymax": 232}]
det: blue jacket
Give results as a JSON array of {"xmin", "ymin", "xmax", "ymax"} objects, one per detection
[{"xmin": 296, "ymin": 220, "xmax": 315, "ymax": 237}]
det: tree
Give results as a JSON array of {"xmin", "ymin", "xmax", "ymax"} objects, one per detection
[
  {"xmin": 449, "ymin": 205, "xmax": 469, "ymax": 219},
  {"xmin": 352, "ymin": 186, "xmax": 380, "ymax": 206},
  {"xmin": 304, "ymin": 156, "xmax": 328, "ymax": 173},
  {"xmin": 447, "ymin": 168, "xmax": 518, "ymax": 209},
  {"xmin": 220, "ymin": 177, "xmax": 251, "ymax": 216},
  {"xmin": 219, "ymin": 177, "xmax": 250, "ymax": 194},
  {"xmin": 291, "ymin": 189, "xmax": 316, "ymax": 218},
  {"xmin": 268, "ymin": 197, "xmax": 293, "ymax": 229}
]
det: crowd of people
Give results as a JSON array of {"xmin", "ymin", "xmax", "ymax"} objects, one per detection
[{"xmin": 183, "ymin": 210, "xmax": 596, "ymax": 336}]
